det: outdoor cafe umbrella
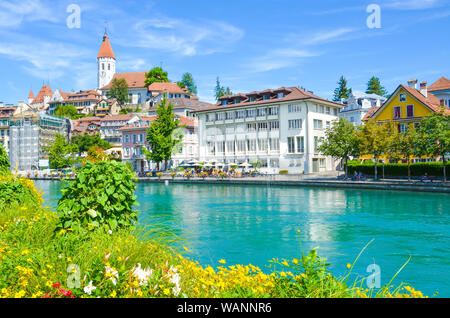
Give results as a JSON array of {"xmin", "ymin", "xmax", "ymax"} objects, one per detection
[{"xmin": 239, "ymin": 162, "xmax": 252, "ymax": 168}]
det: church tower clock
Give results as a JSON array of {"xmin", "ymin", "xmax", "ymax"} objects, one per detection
[{"xmin": 97, "ymin": 32, "xmax": 116, "ymax": 89}]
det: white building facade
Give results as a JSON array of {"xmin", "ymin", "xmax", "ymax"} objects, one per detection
[
  {"xmin": 195, "ymin": 87, "xmax": 343, "ymax": 174},
  {"xmin": 339, "ymin": 91, "xmax": 386, "ymax": 126}
]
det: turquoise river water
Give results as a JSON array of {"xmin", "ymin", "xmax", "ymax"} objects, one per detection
[{"xmin": 34, "ymin": 180, "xmax": 450, "ymax": 297}]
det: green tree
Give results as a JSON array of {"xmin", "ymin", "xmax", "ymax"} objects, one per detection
[
  {"xmin": 366, "ymin": 76, "xmax": 388, "ymax": 97},
  {"xmin": 215, "ymin": 77, "xmax": 232, "ymax": 101},
  {"xmin": 144, "ymin": 97, "xmax": 184, "ymax": 171},
  {"xmin": 71, "ymin": 133, "xmax": 111, "ymax": 154},
  {"xmin": 333, "ymin": 76, "xmax": 352, "ymax": 102},
  {"xmin": 357, "ymin": 120, "xmax": 394, "ymax": 180},
  {"xmin": 318, "ymin": 118, "xmax": 360, "ymax": 179},
  {"xmin": 416, "ymin": 111, "xmax": 450, "ymax": 182},
  {"xmin": 178, "ymin": 72, "xmax": 198, "ymax": 95},
  {"xmin": 387, "ymin": 125, "xmax": 420, "ymax": 181},
  {"xmin": 47, "ymin": 134, "xmax": 78, "ymax": 169},
  {"xmin": 145, "ymin": 67, "xmax": 169, "ymax": 87},
  {"xmin": 106, "ymin": 78, "xmax": 130, "ymax": 106},
  {"xmin": 0, "ymin": 144, "xmax": 9, "ymax": 174},
  {"xmin": 54, "ymin": 104, "xmax": 80, "ymax": 119}
]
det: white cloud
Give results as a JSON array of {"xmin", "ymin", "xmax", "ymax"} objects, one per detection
[
  {"xmin": 123, "ymin": 17, "xmax": 244, "ymax": 56},
  {"xmin": 300, "ymin": 28, "xmax": 358, "ymax": 45},
  {"xmin": 0, "ymin": 0, "xmax": 59, "ymax": 27},
  {"xmin": 0, "ymin": 40, "xmax": 90, "ymax": 82},
  {"xmin": 245, "ymin": 49, "xmax": 320, "ymax": 73},
  {"xmin": 383, "ymin": 0, "xmax": 441, "ymax": 10}
]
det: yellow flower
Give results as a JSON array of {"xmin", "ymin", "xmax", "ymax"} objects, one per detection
[
  {"xmin": 21, "ymin": 249, "xmax": 30, "ymax": 255},
  {"xmin": 218, "ymin": 259, "xmax": 226, "ymax": 264},
  {"xmin": 163, "ymin": 288, "xmax": 170, "ymax": 295},
  {"xmin": 292, "ymin": 258, "xmax": 299, "ymax": 265},
  {"xmin": 67, "ymin": 257, "xmax": 72, "ymax": 262},
  {"xmin": 346, "ymin": 263, "xmax": 352, "ymax": 269},
  {"xmin": 282, "ymin": 261, "xmax": 289, "ymax": 267},
  {"xmin": 46, "ymin": 264, "xmax": 53, "ymax": 269}
]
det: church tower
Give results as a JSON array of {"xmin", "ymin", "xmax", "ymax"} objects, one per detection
[{"xmin": 97, "ymin": 32, "xmax": 116, "ymax": 89}]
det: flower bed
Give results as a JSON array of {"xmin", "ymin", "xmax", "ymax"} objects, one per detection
[{"xmin": 0, "ymin": 164, "xmax": 428, "ymax": 299}]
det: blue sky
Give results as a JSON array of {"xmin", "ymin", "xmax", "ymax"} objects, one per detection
[{"xmin": 0, "ymin": 0, "xmax": 449, "ymax": 104}]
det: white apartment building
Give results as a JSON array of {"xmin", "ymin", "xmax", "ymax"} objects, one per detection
[
  {"xmin": 194, "ymin": 87, "xmax": 344, "ymax": 174},
  {"xmin": 339, "ymin": 91, "xmax": 386, "ymax": 126}
]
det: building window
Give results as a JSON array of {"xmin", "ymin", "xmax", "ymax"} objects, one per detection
[
  {"xmin": 288, "ymin": 104, "xmax": 301, "ymax": 113},
  {"xmin": 237, "ymin": 140, "xmax": 246, "ymax": 153},
  {"xmin": 217, "ymin": 141, "xmax": 225, "ymax": 153},
  {"xmin": 398, "ymin": 123, "xmax": 407, "ymax": 133},
  {"xmin": 296, "ymin": 136, "xmax": 304, "ymax": 153},
  {"xmin": 236, "ymin": 110, "xmax": 246, "ymax": 119},
  {"xmin": 313, "ymin": 119, "xmax": 323, "ymax": 129},
  {"xmin": 269, "ymin": 121, "xmax": 279, "ymax": 130},
  {"xmin": 399, "ymin": 93, "xmax": 407, "ymax": 102},
  {"xmin": 226, "ymin": 112, "xmax": 235, "ymax": 120},
  {"xmin": 268, "ymin": 106, "xmax": 279, "ymax": 116},
  {"xmin": 247, "ymin": 109, "xmax": 256, "ymax": 117},
  {"xmin": 247, "ymin": 123, "xmax": 257, "ymax": 132},
  {"xmin": 270, "ymin": 138, "xmax": 280, "ymax": 151},
  {"xmin": 227, "ymin": 141, "xmax": 235, "ymax": 153},
  {"xmin": 406, "ymin": 105, "xmax": 414, "ymax": 118},
  {"xmin": 394, "ymin": 106, "xmax": 401, "ymax": 119},
  {"xmin": 314, "ymin": 136, "xmax": 319, "ymax": 152},
  {"xmin": 287, "ymin": 137, "xmax": 295, "ymax": 153},
  {"xmin": 288, "ymin": 119, "xmax": 302, "ymax": 129},
  {"xmin": 257, "ymin": 108, "xmax": 267, "ymax": 117},
  {"xmin": 258, "ymin": 139, "xmax": 268, "ymax": 152},
  {"xmin": 247, "ymin": 139, "xmax": 257, "ymax": 152}
]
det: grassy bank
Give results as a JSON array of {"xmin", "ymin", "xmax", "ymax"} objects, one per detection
[{"xmin": 0, "ymin": 169, "xmax": 427, "ymax": 299}]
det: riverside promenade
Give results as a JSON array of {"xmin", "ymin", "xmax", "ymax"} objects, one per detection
[
  {"xmin": 137, "ymin": 173, "xmax": 450, "ymax": 194},
  {"xmin": 28, "ymin": 171, "xmax": 450, "ymax": 193}
]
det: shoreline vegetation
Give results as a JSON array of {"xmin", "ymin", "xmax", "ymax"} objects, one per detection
[{"xmin": 0, "ymin": 161, "xmax": 429, "ymax": 298}]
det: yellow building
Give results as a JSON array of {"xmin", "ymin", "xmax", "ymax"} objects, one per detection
[
  {"xmin": 364, "ymin": 80, "xmax": 449, "ymax": 131},
  {"xmin": 362, "ymin": 80, "xmax": 449, "ymax": 163}
]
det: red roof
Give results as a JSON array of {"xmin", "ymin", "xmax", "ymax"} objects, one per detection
[
  {"xmin": 195, "ymin": 86, "xmax": 343, "ymax": 112},
  {"xmin": 28, "ymin": 88, "xmax": 34, "ymax": 99},
  {"xmin": 428, "ymin": 77, "xmax": 450, "ymax": 92},
  {"xmin": 97, "ymin": 34, "xmax": 116, "ymax": 60},
  {"xmin": 148, "ymin": 82, "xmax": 188, "ymax": 95},
  {"xmin": 31, "ymin": 85, "xmax": 53, "ymax": 104},
  {"xmin": 100, "ymin": 72, "xmax": 147, "ymax": 90}
]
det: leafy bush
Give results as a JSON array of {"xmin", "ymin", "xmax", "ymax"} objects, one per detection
[
  {"xmin": 56, "ymin": 161, "xmax": 138, "ymax": 234},
  {"xmin": 0, "ymin": 174, "xmax": 43, "ymax": 209},
  {"xmin": 348, "ymin": 162, "xmax": 445, "ymax": 177},
  {"xmin": 0, "ymin": 145, "xmax": 9, "ymax": 175}
]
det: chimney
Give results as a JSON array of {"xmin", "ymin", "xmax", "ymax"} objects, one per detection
[
  {"xmin": 407, "ymin": 79, "xmax": 418, "ymax": 89},
  {"xmin": 420, "ymin": 81, "xmax": 428, "ymax": 98}
]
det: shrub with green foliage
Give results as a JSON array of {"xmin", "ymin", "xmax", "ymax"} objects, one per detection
[
  {"xmin": 348, "ymin": 161, "xmax": 445, "ymax": 177},
  {"xmin": 0, "ymin": 174, "xmax": 43, "ymax": 210},
  {"xmin": 0, "ymin": 145, "xmax": 9, "ymax": 174},
  {"xmin": 56, "ymin": 161, "xmax": 138, "ymax": 234}
]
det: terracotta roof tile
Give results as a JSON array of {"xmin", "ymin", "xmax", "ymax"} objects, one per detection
[
  {"xmin": 428, "ymin": 77, "xmax": 450, "ymax": 92},
  {"xmin": 31, "ymin": 85, "xmax": 53, "ymax": 105},
  {"xmin": 195, "ymin": 87, "xmax": 343, "ymax": 112},
  {"xmin": 100, "ymin": 72, "xmax": 147, "ymax": 90},
  {"xmin": 97, "ymin": 34, "xmax": 116, "ymax": 59}
]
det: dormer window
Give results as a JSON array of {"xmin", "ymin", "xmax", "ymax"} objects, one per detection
[
  {"xmin": 263, "ymin": 95, "xmax": 269, "ymax": 101},
  {"xmin": 222, "ymin": 100, "xmax": 229, "ymax": 106},
  {"xmin": 249, "ymin": 97, "xmax": 255, "ymax": 102},
  {"xmin": 234, "ymin": 99, "xmax": 239, "ymax": 104},
  {"xmin": 277, "ymin": 93, "xmax": 284, "ymax": 99}
]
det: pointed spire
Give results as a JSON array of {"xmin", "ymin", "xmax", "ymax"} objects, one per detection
[
  {"xmin": 97, "ymin": 33, "xmax": 116, "ymax": 60},
  {"xmin": 28, "ymin": 88, "xmax": 34, "ymax": 99}
]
